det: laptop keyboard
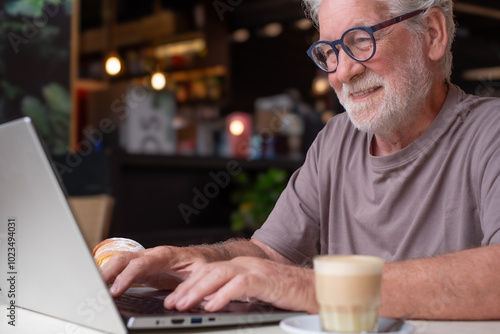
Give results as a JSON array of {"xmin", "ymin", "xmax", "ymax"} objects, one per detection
[{"xmin": 115, "ymin": 293, "xmax": 205, "ymax": 315}]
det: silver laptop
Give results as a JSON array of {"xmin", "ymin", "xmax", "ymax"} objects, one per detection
[{"xmin": 0, "ymin": 117, "xmax": 303, "ymax": 333}]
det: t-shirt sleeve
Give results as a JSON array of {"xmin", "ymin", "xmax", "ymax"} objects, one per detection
[
  {"xmin": 252, "ymin": 133, "xmax": 322, "ymax": 266},
  {"xmin": 480, "ymin": 135, "xmax": 500, "ymax": 246}
]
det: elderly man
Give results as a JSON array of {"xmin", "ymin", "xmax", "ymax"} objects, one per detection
[{"xmin": 102, "ymin": 0, "xmax": 500, "ymax": 320}]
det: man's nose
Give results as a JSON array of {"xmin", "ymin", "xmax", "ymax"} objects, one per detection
[{"xmin": 334, "ymin": 49, "xmax": 366, "ymax": 84}]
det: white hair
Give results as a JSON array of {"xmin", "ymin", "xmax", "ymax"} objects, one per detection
[{"xmin": 302, "ymin": 0, "xmax": 456, "ymax": 82}]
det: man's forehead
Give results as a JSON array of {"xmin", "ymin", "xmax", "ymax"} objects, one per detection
[{"xmin": 318, "ymin": 0, "xmax": 387, "ymax": 39}]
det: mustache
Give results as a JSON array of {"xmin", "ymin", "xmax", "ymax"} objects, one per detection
[{"xmin": 342, "ymin": 72, "xmax": 385, "ymax": 98}]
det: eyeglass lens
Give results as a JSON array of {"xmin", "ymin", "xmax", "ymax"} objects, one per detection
[{"xmin": 312, "ymin": 29, "xmax": 375, "ymax": 72}]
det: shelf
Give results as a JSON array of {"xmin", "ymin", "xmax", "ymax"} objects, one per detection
[
  {"xmin": 110, "ymin": 64, "xmax": 227, "ymax": 84},
  {"xmin": 114, "ymin": 152, "xmax": 304, "ymax": 171},
  {"xmin": 74, "ymin": 79, "xmax": 109, "ymax": 91},
  {"xmin": 79, "ymin": 11, "xmax": 203, "ymax": 54}
]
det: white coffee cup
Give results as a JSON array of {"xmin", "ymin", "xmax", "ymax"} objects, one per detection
[{"xmin": 313, "ymin": 255, "xmax": 384, "ymax": 333}]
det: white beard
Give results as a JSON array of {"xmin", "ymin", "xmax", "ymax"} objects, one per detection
[{"xmin": 337, "ymin": 41, "xmax": 433, "ymax": 136}]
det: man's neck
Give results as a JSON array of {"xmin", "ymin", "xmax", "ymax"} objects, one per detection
[{"xmin": 371, "ymin": 82, "xmax": 449, "ymax": 157}]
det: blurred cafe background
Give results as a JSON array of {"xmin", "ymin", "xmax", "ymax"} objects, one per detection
[{"xmin": 0, "ymin": 0, "xmax": 499, "ymax": 248}]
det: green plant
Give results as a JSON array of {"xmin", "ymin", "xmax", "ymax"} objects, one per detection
[
  {"xmin": 230, "ymin": 168, "xmax": 289, "ymax": 233},
  {"xmin": 4, "ymin": 0, "xmax": 64, "ymax": 16},
  {"xmin": 22, "ymin": 83, "xmax": 70, "ymax": 155},
  {"xmin": 0, "ymin": 0, "xmax": 72, "ymax": 154}
]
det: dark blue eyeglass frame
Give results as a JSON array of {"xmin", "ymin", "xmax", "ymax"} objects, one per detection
[{"xmin": 307, "ymin": 9, "xmax": 426, "ymax": 73}]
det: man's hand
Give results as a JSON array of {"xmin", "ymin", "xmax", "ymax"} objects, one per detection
[
  {"xmin": 163, "ymin": 257, "xmax": 318, "ymax": 314},
  {"xmin": 101, "ymin": 245, "xmax": 208, "ymax": 297}
]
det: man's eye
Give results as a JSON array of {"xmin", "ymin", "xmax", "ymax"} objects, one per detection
[
  {"xmin": 355, "ymin": 37, "xmax": 370, "ymax": 44},
  {"xmin": 353, "ymin": 37, "xmax": 372, "ymax": 51}
]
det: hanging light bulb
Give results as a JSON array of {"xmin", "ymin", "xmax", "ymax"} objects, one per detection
[
  {"xmin": 229, "ymin": 119, "xmax": 245, "ymax": 136},
  {"xmin": 151, "ymin": 72, "xmax": 166, "ymax": 90},
  {"xmin": 105, "ymin": 55, "xmax": 122, "ymax": 76},
  {"xmin": 226, "ymin": 112, "xmax": 252, "ymax": 158}
]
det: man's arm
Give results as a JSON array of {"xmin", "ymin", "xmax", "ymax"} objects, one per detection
[
  {"xmin": 380, "ymin": 244, "xmax": 500, "ymax": 320},
  {"xmin": 194, "ymin": 238, "xmax": 293, "ymax": 264},
  {"xmin": 164, "ymin": 244, "xmax": 500, "ymax": 319}
]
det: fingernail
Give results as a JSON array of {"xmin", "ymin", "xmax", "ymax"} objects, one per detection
[
  {"xmin": 204, "ymin": 300, "xmax": 215, "ymax": 312},
  {"xmin": 164, "ymin": 298, "xmax": 172, "ymax": 308},
  {"xmin": 164, "ymin": 294, "xmax": 177, "ymax": 308},
  {"xmin": 109, "ymin": 284, "xmax": 119, "ymax": 296},
  {"xmin": 177, "ymin": 297, "xmax": 187, "ymax": 308},
  {"xmin": 177, "ymin": 296, "xmax": 192, "ymax": 310}
]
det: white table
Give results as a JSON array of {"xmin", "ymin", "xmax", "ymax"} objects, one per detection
[{"xmin": 1, "ymin": 291, "xmax": 499, "ymax": 334}]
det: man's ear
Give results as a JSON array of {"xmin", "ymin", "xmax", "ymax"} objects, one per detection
[{"xmin": 425, "ymin": 8, "xmax": 448, "ymax": 62}]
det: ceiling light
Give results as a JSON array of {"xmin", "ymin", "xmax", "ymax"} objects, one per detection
[
  {"xmin": 262, "ymin": 23, "xmax": 283, "ymax": 38},
  {"xmin": 105, "ymin": 56, "xmax": 121, "ymax": 76},
  {"xmin": 295, "ymin": 18, "xmax": 313, "ymax": 30},
  {"xmin": 232, "ymin": 28, "xmax": 250, "ymax": 43}
]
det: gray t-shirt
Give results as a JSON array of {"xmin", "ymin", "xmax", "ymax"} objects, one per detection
[{"xmin": 252, "ymin": 85, "xmax": 500, "ymax": 265}]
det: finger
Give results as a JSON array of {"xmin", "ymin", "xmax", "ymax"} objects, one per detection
[
  {"xmin": 100, "ymin": 251, "xmax": 140, "ymax": 285},
  {"xmin": 164, "ymin": 268, "xmax": 217, "ymax": 310},
  {"xmin": 109, "ymin": 252, "xmax": 159, "ymax": 296},
  {"xmin": 165, "ymin": 264, "xmax": 233, "ymax": 311},
  {"xmin": 203, "ymin": 292, "xmax": 216, "ymax": 301},
  {"xmin": 203, "ymin": 274, "xmax": 255, "ymax": 312}
]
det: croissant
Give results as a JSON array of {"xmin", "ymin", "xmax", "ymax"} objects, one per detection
[{"xmin": 92, "ymin": 237, "xmax": 145, "ymax": 268}]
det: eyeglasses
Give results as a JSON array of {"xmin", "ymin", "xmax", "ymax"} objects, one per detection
[{"xmin": 306, "ymin": 9, "xmax": 425, "ymax": 73}]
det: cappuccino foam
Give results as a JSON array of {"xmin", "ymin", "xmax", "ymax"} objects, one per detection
[{"xmin": 314, "ymin": 255, "xmax": 384, "ymax": 276}]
